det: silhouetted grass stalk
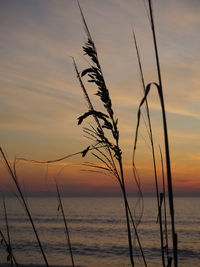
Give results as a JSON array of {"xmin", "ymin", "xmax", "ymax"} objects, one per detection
[
  {"xmin": 0, "ymin": 147, "xmax": 49, "ymax": 267},
  {"xmin": 3, "ymin": 199, "xmax": 13, "ymax": 266},
  {"xmin": 159, "ymin": 146, "xmax": 170, "ymax": 265},
  {"xmin": 133, "ymin": 29, "xmax": 165, "ymax": 266},
  {"xmin": 74, "ymin": 1, "xmax": 149, "ymax": 266},
  {"xmin": 147, "ymin": 1, "xmax": 177, "ymax": 266},
  {"xmin": 0, "ymin": 228, "xmax": 18, "ymax": 266},
  {"xmin": 56, "ymin": 182, "xmax": 75, "ymax": 267},
  {"xmin": 74, "ymin": 53, "xmax": 135, "ymax": 267}
]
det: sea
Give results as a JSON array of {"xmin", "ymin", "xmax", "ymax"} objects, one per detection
[{"xmin": 0, "ymin": 197, "xmax": 199, "ymax": 267}]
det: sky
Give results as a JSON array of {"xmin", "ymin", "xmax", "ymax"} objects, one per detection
[{"xmin": 0, "ymin": 0, "xmax": 200, "ymax": 197}]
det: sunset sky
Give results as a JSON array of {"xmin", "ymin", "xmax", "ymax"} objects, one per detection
[{"xmin": 0, "ymin": 0, "xmax": 200, "ymax": 196}]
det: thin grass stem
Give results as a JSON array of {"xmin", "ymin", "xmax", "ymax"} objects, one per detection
[
  {"xmin": 159, "ymin": 146, "xmax": 170, "ymax": 264},
  {"xmin": 0, "ymin": 147, "xmax": 49, "ymax": 267},
  {"xmin": 56, "ymin": 182, "xmax": 75, "ymax": 267},
  {"xmin": 0, "ymin": 228, "xmax": 18, "ymax": 266},
  {"xmin": 133, "ymin": 28, "xmax": 165, "ymax": 265},
  {"xmin": 147, "ymin": 1, "xmax": 177, "ymax": 266},
  {"xmin": 3, "ymin": 199, "xmax": 13, "ymax": 266}
]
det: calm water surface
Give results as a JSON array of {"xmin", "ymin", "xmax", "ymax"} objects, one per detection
[{"xmin": 0, "ymin": 197, "xmax": 199, "ymax": 266}]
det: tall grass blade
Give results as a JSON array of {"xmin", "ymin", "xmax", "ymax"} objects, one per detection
[
  {"xmin": 56, "ymin": 182, "xmax": 75, "ymax": 267},
  {"xmin": 0, "ymin": 147, "xmax": 49, "ymax": 267},
  {"xmin": 147, "ymin": 1, "xmax": 178, "ymax": 265},
  {"xmin": 132, "ymin": 29, "xmax": 165, "ymax": 266},
  {"xmin": 159, "ymin": 146, "xmax": 171, "ymax": 265}
]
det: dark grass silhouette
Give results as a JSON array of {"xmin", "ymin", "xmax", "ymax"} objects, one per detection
[
  {"xmin": 147, "ymin": 1, "xmax": 177, "ymax": 265},
  {"xmin": 0, "ymin": 227, "xmax": 18, "ymax": 266},
  {"xmin": 132, "ymin": 29, "xmax": 166, "ymax": 266},
  {"xmin": 3, "ymin": 198, "xmax": 14, "ymax": 266},
  {"xmin": 159, "ymin": 145, "xmax": 170, "ymax": 264},
  {"xmin": 132, "ymin": 26, "xmax": 169, "ymax": 267},
  {"xmin": 0, "ymin": 147, "xmax": 49, "ymax": 267},
  {"xmin": 1, "ymin": 198, "xmax": 18, "ymax": 266},
  {"xmin": 133, "ymin": 1, "xmax": 177, "ymax": 266},
  {"xmin": 73, "ymin": 1, "xmax": 147, "ymax": 266},
  {"xmin": 56, "ymin": 181, "xmax": 75, "ymax": 267}
]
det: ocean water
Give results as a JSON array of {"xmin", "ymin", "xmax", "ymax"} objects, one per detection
[{"xmin": 0, "ymin": 197, "xmax": 199, "ymax": 267}]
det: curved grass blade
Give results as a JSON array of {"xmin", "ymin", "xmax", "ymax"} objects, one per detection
[{"xmin": 133, "ymin": 29, "xmax": 165, "ymax": 266}]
